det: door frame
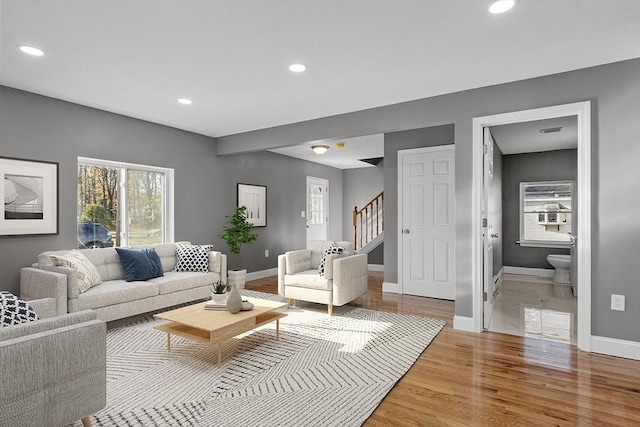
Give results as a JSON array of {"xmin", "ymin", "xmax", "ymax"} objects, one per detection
[
  {"xmin": 471, "ymin": 101, "xmax": 591, "ymax": 352},
  {"xmin": 397, "ymin": 144, "xmax": 456, "ymax": 296}
]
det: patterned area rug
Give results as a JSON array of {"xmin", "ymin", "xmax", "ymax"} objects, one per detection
[{"xmin": 74, "ymin": 291, "xmax": 445, "ymax": 427}]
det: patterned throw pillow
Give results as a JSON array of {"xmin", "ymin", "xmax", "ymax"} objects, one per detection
[
  {"xmin": 1, "ymin": 291, "xmax": 38, "ymax": 327},
  {"xmin": 318, "ymin": 244, "xmax": 344, "ymax": 277},
  {"xmin": 175, "ymin": 244, "xmax": 213, "ymax": 272},
  {"xmin": 50, "ymin": 250, "xmax": 102, "ymax": 293}
]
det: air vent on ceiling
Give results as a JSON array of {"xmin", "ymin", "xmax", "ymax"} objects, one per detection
[{"xmin": 539, "ymin": 126, "xmax": 563, "ymax": 134}]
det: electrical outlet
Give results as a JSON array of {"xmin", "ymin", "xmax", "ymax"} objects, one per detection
[
  {"xmin": 264, "ymin": 249, "xmax": 269, "ymax": 257},
  {"xmin": 301, "ymin": 211, "xmax": 305, "ymax": 218},
  {"xmin": 611, "ymin": 294, "xmax": 625, "ymax": 311}
]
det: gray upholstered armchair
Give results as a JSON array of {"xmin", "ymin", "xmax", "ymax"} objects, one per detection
[
  {"xmin": 0, "ymin": 298, "xmax": 106, "ymax": 427},
  {"xmin": 278, "ymin": 240, "xmax": 368, "ymax": 315}
]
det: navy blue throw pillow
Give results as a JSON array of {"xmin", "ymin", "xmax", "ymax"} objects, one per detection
[{"xmin": 115, "ymin": 248, "xmax": 164, "ymax": 282}]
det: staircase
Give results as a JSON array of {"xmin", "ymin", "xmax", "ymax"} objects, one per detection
[{"xmin": 353, "ymin": 191, "xmax": 384, "ymax": 252}]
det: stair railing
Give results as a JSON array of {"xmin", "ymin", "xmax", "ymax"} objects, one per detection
[{"xmin": 353, "ymin": 191, "xmax": 384, "ymax": 250}]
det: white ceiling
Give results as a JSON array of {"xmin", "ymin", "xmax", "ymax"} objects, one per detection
[
  {"xmin": 490, "ymin": 116, "xmax": 578, "ymax": 155},
  {"xmin": 270, "ymin": 134, "xmax": 384, "ymax": 169},
  {"xmin": 1, "ymin": 1, "xmax": 639, "ymax": 168}
]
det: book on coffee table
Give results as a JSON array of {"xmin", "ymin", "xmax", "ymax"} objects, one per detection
[{"xmin": 204, "ymin": 301, "xmax": 227, "ymax": 311}]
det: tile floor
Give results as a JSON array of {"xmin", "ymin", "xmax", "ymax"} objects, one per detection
[{"xmin": 488, "ymin": 273, "xmax": 577, "ymax": 345}]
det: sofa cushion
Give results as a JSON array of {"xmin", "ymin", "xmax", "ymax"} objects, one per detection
[
  {"xmin": 175, "ymin": 244, "xmax": 212, "ymax": 272},
  {"xmin": 115, "ymin": 248, "xmax": 164, "ymax": 282},
  {"xmin": 49, "ymin": 251, "xmax": 102, "ymax": 293},
  {"xmin": 150, "ymin": 271, "xmax": 219, "ymax": 295},
  {"xmin": 1, "ymin": 292, "xmax": 38, "ymax": 327},
  {"xmin": 67, "ymin": 280, "xmax": 160, "ymax": 312},
  {"xmin": 284, "ymin": 270, "xmax": 331, "ymax": 291},
  {"xmin": 285, "ymin": 249, "xmax": 312, "ymax": 275},
  {"xmin": 77, "ymin": 247, "xmax": 125, "ymax": 281}
]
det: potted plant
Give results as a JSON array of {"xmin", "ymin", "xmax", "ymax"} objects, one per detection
[
  {"xmin": 209, "ymin": 280, "xmax": 229, "ymax": 304},
  {"xmin": 219, "ymin": 205, "xmax": 258, "ymax": 288}
]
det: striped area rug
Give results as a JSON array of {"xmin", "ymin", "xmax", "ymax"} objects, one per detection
[{"xmin": 75, "ymin": 291, "xmax": 445, "ymax": 427}]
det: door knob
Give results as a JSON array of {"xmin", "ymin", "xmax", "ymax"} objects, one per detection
[
  {"xmin": 490, "ymin": 233, "xmax": 499, "ymax": 238},
  {"xmin": 402, "ymin": 229, "xmax": 410, "ymax": 234}
]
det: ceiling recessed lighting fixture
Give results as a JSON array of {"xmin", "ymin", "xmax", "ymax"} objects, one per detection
[
  {"xmin": 489, "ymin": 0, "xmax": 516, "ymax": 14},
  {"xmin": 289, "ymin": 63, "xmax": 306, "ymax": 73},
  {"xmin": 335, "ymin": 142, "xmax": 345, "ymax": 149},
  {"xmin": 17, "ymin": 44, "xmax": 44, "ymax": 56},
  {"xmin": 177, "ymin": 98, "xmax": 192, "ymax": 105},
  {"xmin": 311, "ymin": 144, "xmax": 329, "ymax": 155}
]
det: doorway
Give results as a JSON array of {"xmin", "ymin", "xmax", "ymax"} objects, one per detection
[
  {"xmin": 306, "ymin": 176, "xmax": 328, "ymax": 241},
  {"xmin": 398, "ymin": 145, "xmax": 456, "ymax": 299},
  {"xmin": 471, "ymin": 101, "xmax": 592, "ymax": 352}
]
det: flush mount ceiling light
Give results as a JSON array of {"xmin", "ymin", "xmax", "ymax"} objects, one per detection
[
  {"xmin": 177, "ymin": 98, "xmax": 192, "ymax": 105},
  {"xmin": 289, "ymin": 63, "xmax": 307, "ymax": 73},
  {"xmin": 17, "ymin": 44, "xmax": 44, "ymax": 56},
  {"xmin": 311, "ymin": 145, "xmax": 329, "ymax": 155},
  {"xmin": 489, "ymin": 0, "xmax": 516, "ymax": 14}
]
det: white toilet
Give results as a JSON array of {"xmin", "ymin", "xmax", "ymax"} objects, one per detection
[{"xmin": 547, "ymin": 254, "xmax": 571, "ymax": 284}]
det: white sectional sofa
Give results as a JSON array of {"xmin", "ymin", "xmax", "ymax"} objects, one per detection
[{"xmin": 20, "ymin": 242, "xmax": 227, "ymax": 322}]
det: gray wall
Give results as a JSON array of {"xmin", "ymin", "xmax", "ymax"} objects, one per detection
[
  {"xmin": 0, "ymin": 86, "xmax": 343, "ymax": 294},
  {"xmin": 502, "ymin": 149, "xmax": 576, "ymax": 268},
  {"xmin": 216, "ymin": 59, "xmax": 640, "ymax": 343}
]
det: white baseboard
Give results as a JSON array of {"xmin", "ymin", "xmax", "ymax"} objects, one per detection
[
  {"xmin": 368, "ymin": 264, "xmax": 384, "ymax": 272},
  {"xmin": 503, "ymin": 266, "xmax": 554, "ymax": 278},
  {"xmin": 246, "ymin": 268, "xmax": 278, "ymax": 281},
  {"xmin": 382, "ymin": 282, "xmax": 400, "ymax": 294},
  {"xmin": 591, "ymin": 336, "xmax": 640, "ymax": 360},
  {"xmin": 453, "ymin": 315, "xmax": 475, "ymax": 332}
]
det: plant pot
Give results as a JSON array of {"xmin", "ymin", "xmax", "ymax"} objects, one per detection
[
  {"xmin": 228, "ymin": 268, "xmax": 247, "ymax": 289},
  {"xmin": 211, "ymin": 292, "xmax": 227, "ymax": 305}
]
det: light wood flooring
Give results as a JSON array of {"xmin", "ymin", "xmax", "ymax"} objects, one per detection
[{"xmin": 247, "ymin": 272, "xmax": 640, "ymax": 426}]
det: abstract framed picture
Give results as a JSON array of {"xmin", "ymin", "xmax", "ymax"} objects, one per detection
[
  {"xmin": 237, "ymin": 183, "xmax": 266, "ymax": 227},
  {"xmin": 1, "ymin": 156, "xmax": 58, "ymax": 235}
]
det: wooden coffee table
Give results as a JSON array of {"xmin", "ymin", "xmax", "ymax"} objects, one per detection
[{"xmin": 154, "ymin": 297, "xmax": 287, "ymax": 366}]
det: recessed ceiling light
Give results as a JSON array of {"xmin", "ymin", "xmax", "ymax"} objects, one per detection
[
  {"xmin": 289, "ymin": 64, "xmax": 306, "ymax": 73},
  {"xmin": 17, "ymin": 44, "xmax": 44, "ymax": 56},
  {"xmin": 489, "ymin": 0, "xmax": 516, "ymax": 14},
  {"xmin": 177, "ymin": 98, "xmax": 192, "ymax": 105}
]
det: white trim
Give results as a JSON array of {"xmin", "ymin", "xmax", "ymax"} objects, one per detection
[
  {"xmin": 367, "ymin": 264, "xmax": 384, "ymax": 272},
  {"xmin": 591, "ymin": 336, "xmax": 640, "ymax": 361},
  {"xmin": 503, "ymin": 266, "xmax": 554, "ymax": 278},
  {"xmin": 397, "ymin": 145, "xmax": 455, "ymax": 297},
  {"xmin": 382, "ymin": 281, "xmax": 400, "ymax": 294},
  {"xmin": 453, "ymin": 315, "xmax": 475, "ymax": 332},
  {"xmin": 246, "ymin": 268, "xmax": 278, "ymax": 281},
  {"xmin": 472, "ymin": 101, "xmax": 591, "ymax": 352}
]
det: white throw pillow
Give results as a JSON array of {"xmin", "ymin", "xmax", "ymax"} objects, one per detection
[
  {"xmin": 175, "ymin": 244, "xmax": 213, "ymax": 272},
  {"xmin": 50, "ymin": 250, "xmax": 102, "ymax": 293}
]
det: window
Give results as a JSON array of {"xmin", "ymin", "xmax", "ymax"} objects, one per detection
[
  {"xmin": 519, "ymin": 180, "xmax": 573, "ymax": 248},
  {"xmin": 77, "ymin": 157, "xmax": 174, "ymax": 248}
]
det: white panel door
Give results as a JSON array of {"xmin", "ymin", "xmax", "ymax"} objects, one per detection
[
  {"xmin": 483, "ymin": 128, "xmax": 496, "ymax": 329},
  {"xmin": 306, "ymin": 176, "xmax": 328, "ymax": 241},
  {"xmin": 401, "ymin": 146, "xmax": 455, "ymax": 299}
]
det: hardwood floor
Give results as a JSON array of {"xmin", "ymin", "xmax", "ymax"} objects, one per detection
[{"xmin": 247, "ymin": 272, "xmax": 640, "ymax": 426}]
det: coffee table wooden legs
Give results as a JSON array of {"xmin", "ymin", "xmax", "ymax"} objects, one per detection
[
  {"xmin": 217, "ymin": 343, "xmax": 222, "ymax": 367},
  {"xmin": 166, "ymin": 333, "xmax": 171, "ymax": 350}
]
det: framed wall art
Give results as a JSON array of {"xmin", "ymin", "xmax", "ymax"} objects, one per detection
[
  {"xmin": 1, "ymin": 156, "xmax": 58, "ymax": 235},
  {"xmin": 237, "ymin": 183, "xmax": 266, "ymax": 227}
]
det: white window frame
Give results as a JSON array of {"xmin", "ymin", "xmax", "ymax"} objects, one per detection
[{"xmin": 78, "ymin": 157, "xmax": 174, "ymax": 246}]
